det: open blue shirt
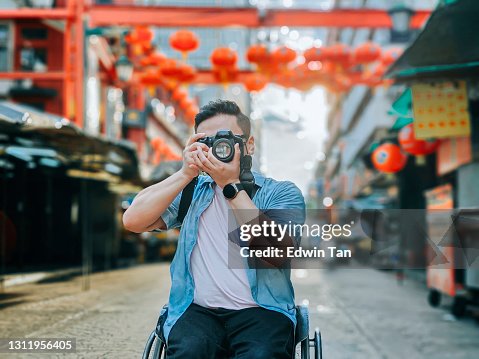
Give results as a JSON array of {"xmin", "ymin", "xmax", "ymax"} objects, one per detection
[{"xmin": 159, "ymin": 171, "xmax": 306, "ymax": 342}]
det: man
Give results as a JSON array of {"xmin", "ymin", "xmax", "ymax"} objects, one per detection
[{"xmin": 123, "ymin": 100, "xmax": 305, "ymax": 359}]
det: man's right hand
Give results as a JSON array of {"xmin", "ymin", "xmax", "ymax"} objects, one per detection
[
  {"xmin": 123, "ymin": 132, "xmax": 210, "ymax": 233},
  {"xmin": 180, "ymin": 132, "xmax": 210, "ymax": 179}
]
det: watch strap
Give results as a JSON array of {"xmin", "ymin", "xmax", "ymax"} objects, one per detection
[{"xmin": 223, "ymin": 182, "xmax": 244, "ymax": 199}]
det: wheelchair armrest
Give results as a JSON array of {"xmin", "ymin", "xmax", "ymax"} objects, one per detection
[
  {"xmin": 155, "ymin": 304, "xmax": 169, "ymax": 340},
  {"xmin": 295, "ymin": 304, "xmax": 309, "ymax": 344}
]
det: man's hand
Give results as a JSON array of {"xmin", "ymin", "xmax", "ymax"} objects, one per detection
[
  {"xmin": 193, "ymin": 143, "xmax": 241, "ymax": 188},
  {"xmin": 180, "ymin": 132, "xmax": 210, "ymax": 180}
]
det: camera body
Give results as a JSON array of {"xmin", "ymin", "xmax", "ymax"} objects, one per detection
[{"xmin": 198, "ymin": 129, "xmax": 245, "ymax": 163}]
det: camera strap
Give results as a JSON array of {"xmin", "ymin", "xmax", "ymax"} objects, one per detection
[{"xmin": 239, "ymin": 154, "xmax": 255, "ymax": 199}]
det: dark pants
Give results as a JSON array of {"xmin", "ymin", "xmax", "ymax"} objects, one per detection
[{"xmin": 166, "ymin": 303, "xmax": 294, "ymax": 359}]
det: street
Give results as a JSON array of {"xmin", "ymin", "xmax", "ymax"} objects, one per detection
[{"xmin": 1, "ymin": 264, "xmax": 478, "ymax": 359}]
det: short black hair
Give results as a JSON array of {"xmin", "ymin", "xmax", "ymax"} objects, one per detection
[{"xmin": 194, "ymin": 99, "xmax": 251, "ymax": 137}]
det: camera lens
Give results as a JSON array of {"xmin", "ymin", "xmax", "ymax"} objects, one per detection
[{"xmin": 213, "ymin": 139, "xmax": 233, "ymax": 162}]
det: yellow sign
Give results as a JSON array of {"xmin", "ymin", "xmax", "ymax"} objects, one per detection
[{"xmin": 412, "ymin": 81, "xmax": 471, "ymax": 139}]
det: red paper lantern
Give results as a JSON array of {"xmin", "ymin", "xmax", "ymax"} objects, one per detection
[
  {"xmin": 172, "ymin": 88, "xmax": 188, "ymax": 102},
  {"xmin": 160, "ymin": 59, "xmax": 182, "ymax": 77},
  {"xmin": 140, "ymin": 69, "xmax": 162, "ymax": 86},
  {"xmin": 304, "ymin": 46, "xmax": 332, "ymax": 63},
  {"xmin": 372, "ymin": 143, "xmax": 407, "ymax": 173},
  {"xmin": 125, "ymin": 26, "xmax": 153, "ymax": 44},
  {"xmin": 329, "ymin": 43, "xmax": 351, "ymax": 66},
  {"xmin": 169, "ymin": 30, "xmax": 199, "ymax": 53},
  {"xmin": 381, "ymin": 48, "xmax": 403, "ymax": 67},
  {"xmin": 398, "ymin": 124, "xmax": 439, "ymax": 156},
  {"xmin": 246, "ymin": 44, "xmax": 270, "ymax": 64},
  {"xmin": 176, "ymin": 63, "xmax": 197, "ymax": 83},
  {"xmin": 353, "ymin": 42, "xmax": 382, "ymax": 65},
  {"xmin": 140, "ymin": 52, "xmax": 167, "ymax": 67},
  {"xmin": 211, "ymin": 48, "xmax": 238, "ymax": 67},
  {"xmin": 125, "ymin": 26, "xmax": 154, "ymax": 57},
  {"xmin": 179, "ymin": 97, "xmax": 194, "ymax": 110},
  {"xmin": 272, "ymin": 46, "xmax": 296, "ymax": 65},
  {"xmin": 331, "ymin": 76, "xmax": 352, "ymax": 93},
  {"xmin": 244, "ymin": 73, "xmax": 268, "ymax": 92},
  {"xmin": 213, "ymin": 64, "xmax": 238, "ymax": 83}
]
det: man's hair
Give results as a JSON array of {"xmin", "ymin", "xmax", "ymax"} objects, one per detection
[{"xmin": 194, "ymin": 99, "xmax": 251, "ymax": 137}]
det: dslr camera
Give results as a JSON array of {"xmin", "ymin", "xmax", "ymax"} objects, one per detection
[{"xmin": 198, "ymin": 130, "xmax": 246, "ymax": 163}]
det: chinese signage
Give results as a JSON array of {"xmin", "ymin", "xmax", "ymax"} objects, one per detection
[{"xmin": 412, "ymin": 81, "xmax": 471, "ymax": 139}]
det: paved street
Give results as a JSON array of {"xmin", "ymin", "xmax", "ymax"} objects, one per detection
[{"xmin": 1, "ymin": 264, "xmax": 478, "ymax": 358}]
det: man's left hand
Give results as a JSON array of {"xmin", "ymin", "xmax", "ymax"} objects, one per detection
[{"xmin": 192, "ymin": 143, "xmax": 241, "ymax": 188}]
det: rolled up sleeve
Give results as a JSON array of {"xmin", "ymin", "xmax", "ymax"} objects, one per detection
[{"xmin": 159, "ymin": 191, "xmax": 182, "ymax": 230}]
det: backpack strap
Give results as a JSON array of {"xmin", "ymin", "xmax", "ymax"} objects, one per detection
[{"xmin": 177, "ymin": 176, "xmax": 198, "ymax": 224}]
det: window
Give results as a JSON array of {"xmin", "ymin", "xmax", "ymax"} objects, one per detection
[
  {"xmin": 0, "ymin": 23, "xmax": 11, "ymax": 71},
  {"xmin": 21, "ymin": 27, "xmax": 48, "ymax": 40}
]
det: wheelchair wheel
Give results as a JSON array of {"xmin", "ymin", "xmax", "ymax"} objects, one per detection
[
  {"xmin": 313, "ymin": 327, "xmax": 322, "ymax": 359},
  {"xmin": 142, "ymin": 331, "xmax": 156, "ymax": 359},
  {"xmin": 142, "ymin": 331, "xmax": 165, "ymax": 359},
  {"xmin": 152, "ymin": 336, "xmax": 165, "ymax": 359}
]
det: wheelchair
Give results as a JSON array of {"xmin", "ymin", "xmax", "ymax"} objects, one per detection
[{"xmin": 142, "ymin": 304, "xmax": 322, "ymax": 359}]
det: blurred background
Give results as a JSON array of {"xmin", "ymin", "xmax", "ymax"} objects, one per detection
[{"xmin": 0, "ymin": 0, "xmax": 478, "ymax": 358}]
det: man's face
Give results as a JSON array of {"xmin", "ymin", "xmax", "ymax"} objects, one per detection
[{"xmin": 196, "ymin": 114, "xmax": 255, "ymax": 155}]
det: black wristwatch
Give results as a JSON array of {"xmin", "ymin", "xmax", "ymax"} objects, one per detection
[{"xmin": 223, "ymin": 183, "xmax": 245, "ymax": 199}]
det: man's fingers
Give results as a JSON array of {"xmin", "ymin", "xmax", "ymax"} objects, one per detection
[
  {"xmin": 185, "ymin": 142, "xmax": 209, "ymax": 154},
  {"xmin": 197, "ymin": 149, "xmax": 216, "ymax": 170},
  {"xmin": 186, "ymin": 132, "xmax": 206, "ymax": 146},
  {"xmin": 191, "ymin": 151, "xmax": 204, "ymax": 169},
  {"xmin": 233, "ymin": 143, "xmax": 241, "ymax": 162},
  {"xmin": 194, "ymin": 142, "xmax": 210, "ymax": 152},
  {"xmin": 207, "ymin": 147, "xmax": 223, "ymax": 167}
]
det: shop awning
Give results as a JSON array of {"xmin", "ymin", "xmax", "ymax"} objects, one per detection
[
  {"xmin": 387, "ymin": 0, "xmax": 479, "ymax": 81},
  {"xmin": 0, "ymin": 101, "xmax": 141, "ymax": 185}
]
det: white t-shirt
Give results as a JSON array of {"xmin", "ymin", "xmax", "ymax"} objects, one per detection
[{"xmin": 190, "ymin": 184, "xmax": 258, "ymax": 309}]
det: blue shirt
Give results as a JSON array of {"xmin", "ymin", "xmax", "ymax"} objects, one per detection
[{"xmin": 160, "ymin": 171, "xmax": 306, "ymax": 342}]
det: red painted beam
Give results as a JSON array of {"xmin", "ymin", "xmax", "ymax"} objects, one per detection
[
  {"xmin": 88, "ymin": 6, "xmax": 431, "ymax": 29},
  {"xmin": 0, "ymin": 72, "xmax": 66, "ymax": 80},
  {"xmin": 0, "ymin": 8, "xmax": 71, "ymax": 20},
  {"xmin": 265, "ymin": 8, "xmax": 431, "ymax": 29}
]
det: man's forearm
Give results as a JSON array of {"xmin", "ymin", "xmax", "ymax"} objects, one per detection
[{"xmin": 123, "ymin": 170, "xmax": 192, "ymax": 233}]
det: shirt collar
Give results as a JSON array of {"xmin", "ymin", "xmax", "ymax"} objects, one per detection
[{"xmin": 200, "ymin": 170, "xmax": 265, "ymax": 187}]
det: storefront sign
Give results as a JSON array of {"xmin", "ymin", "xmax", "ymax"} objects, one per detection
[
  {"xmin": 123, "ymin": 109, "xmax": 146, "ymax": 128},
  {"xmin": 437, "ymin": 136, "xmax": 472, "ymax": 175},
  {"xmin": 425, "ymin": 184, "xmax": 454, "ymax": 210},
  {"xmin": 412, "ymin": 81, "xmax": 471, "ymax": 139}
]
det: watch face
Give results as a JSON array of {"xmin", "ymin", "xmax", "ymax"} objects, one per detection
[{"xmin": 223, "ymin": 184, "xmax": 237, "ymax": 199}]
